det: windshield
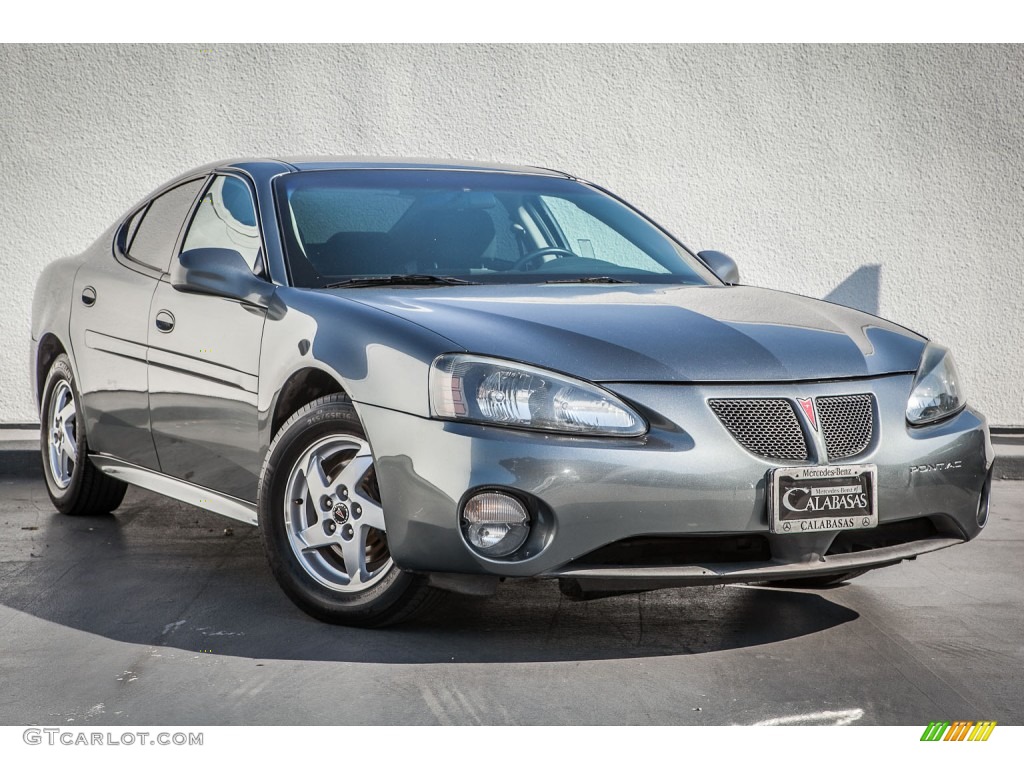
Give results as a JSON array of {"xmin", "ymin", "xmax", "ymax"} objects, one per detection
[{"xmin": 274, "ymin": 170, "xmax": 716, "ymax": 288}]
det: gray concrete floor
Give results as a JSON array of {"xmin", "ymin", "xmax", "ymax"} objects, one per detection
[{"xmin": 0, "ymin": 476, "xmax": 1021, "ymax": 726}]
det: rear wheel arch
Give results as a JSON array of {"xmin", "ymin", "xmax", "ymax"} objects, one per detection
[
  {"xmin": 36, "ymin": 333, "xmax": 70, "ymax": 408},
  {"xmin": 40, "ymin": 352, "xmax": 127, "ymax": 515}
]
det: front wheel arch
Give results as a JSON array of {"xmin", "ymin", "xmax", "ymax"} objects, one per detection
[
  {"xmin": 257, "ymin": 393, "xmax": 443, "ymax": 626},
  {"xmin": 269, "ymin": 367, "xmax": 347, "ymax": 440}
]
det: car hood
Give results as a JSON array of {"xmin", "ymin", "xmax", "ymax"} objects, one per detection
[{"xmin": 337, "ymin": 284, "xmax": 926, "ymax": 383}]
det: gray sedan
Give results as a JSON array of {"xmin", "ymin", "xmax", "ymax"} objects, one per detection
[{"xmin": 30, "ymin": 158, "xmax": 993, "ymax": 625}]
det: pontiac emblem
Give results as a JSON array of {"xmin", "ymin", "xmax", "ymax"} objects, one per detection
[{"xmin": 797, "ymin": 398, "xmax": 818, "ymax": 431}]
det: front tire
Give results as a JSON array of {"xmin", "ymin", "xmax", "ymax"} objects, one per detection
[
  {"xmin": 257, "ymin": 394, "xmax": 442, "ymax": 626},
  {"xmin": 40, "ymin": 354, "xmax": 127, "ymax": 516}
]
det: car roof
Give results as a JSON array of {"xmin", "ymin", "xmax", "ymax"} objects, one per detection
[
  {"xmin": 173, "ymin": 157, "xmax": 572, "ymax": 182},
  {"xmin": 132, "ymin": 157, "xmax": 579, "ymax": 222},
  {"xmin": 159, "ymin": 157, "xmax": 573, "ymax": 193},
  {"xmin": 267, "ymin": 156, "xmax": 571, "ymax": 176}
]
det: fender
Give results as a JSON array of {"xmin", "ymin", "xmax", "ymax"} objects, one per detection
[
  {"xmin": 31, "ymin": 254, "xmax": 87, "ymax": 412},
  {"xmin": 257, "ymin": 286, "xmax": 466, "ymax": 455}
]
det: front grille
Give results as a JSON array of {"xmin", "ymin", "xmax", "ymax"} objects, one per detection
[
  {"xmin": 708, "ymin": 398, "xmax": 808, "ymax": 461},
  {"xmin": 818, "ymin": 394, "xmax": 874, "ymax": 460}
]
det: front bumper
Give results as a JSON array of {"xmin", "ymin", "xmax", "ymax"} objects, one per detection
[
  {"xmin": 358, "ymin": 374, "xmax": 993, "ymax": 585},
  {"xmin": 553, "ymin": 536, "xmax": 965, "ymax": 593}
]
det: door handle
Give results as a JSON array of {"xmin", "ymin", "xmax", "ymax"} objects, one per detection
[
  {"xmin": 155, "ymin": 310, "xmax": 175, "ymax": 333},
  {"xmin": 81, "ymin": 286, "xmax": 96, "ymax": 306}
]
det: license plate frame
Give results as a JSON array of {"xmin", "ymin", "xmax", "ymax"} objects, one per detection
[{"xmin": 768, "ymin": 464, "xmax": 878, "ymax": 535}]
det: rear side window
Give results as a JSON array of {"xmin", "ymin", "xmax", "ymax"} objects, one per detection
[
  {"xmin": 126, "ymin": 179, "xmax": 205, "ymax": 272},
  {"xmin": 123, "ymin": 207, "xmax": 146, "ymax": 251}
]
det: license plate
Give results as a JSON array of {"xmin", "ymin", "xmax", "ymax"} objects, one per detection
[{"xmin": 768, "ymin": 464, "xmax": 878, "ymax": 535}]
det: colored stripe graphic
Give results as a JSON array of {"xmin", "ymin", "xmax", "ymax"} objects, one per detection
[
  {"xmin": 968, "ymin": 721, "xmax": 997, "ymax": 741},
  {"xmin": 944, "ymin": 721, "xmax": 971, "ymax": 741},
  {"xmin": 920, "ymin": 720, "xmax": 996, "ymax": 741},
  {"xmin": 921, "ymin": 721, "xmax": 950, "ymax": 741}
]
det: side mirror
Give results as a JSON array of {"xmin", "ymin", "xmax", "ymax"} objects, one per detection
[
  {"xmin": 697, "ymin": 250, "xmax": 740, "ymax": 285},
  {"xmin": 171, "ymin": 248, "xmax": 275, "ymax": 307}
]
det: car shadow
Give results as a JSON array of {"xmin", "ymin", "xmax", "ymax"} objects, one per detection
[{"xmin": 1, "ymin": 484, "xmax": 859, "ymax": 664}]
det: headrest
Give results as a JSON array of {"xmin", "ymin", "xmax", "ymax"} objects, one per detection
[{"xmin": 417, "ymin": 208, "xmax": 495, "ymax": 270}]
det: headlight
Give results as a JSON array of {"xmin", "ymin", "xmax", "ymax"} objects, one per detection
[
  {"xmin": 429, "ymin": 354, "xmax": 647, "ymax": 436},
  {"xmin": 906, "ymin": 344, "xmax": 965, "ymax": 425}
]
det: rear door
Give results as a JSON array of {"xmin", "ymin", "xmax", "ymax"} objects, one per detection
[
  {"xmin": 70, "ymin": 178, "xmax": 206, "ymax": 468},
  {"xmin": 147, "ymin": 174, "xmax": 268, "ymax": 501}
]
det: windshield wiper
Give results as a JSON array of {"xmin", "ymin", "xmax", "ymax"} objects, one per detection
[
  {"xmin": 324, "ymin": 274, "xmax": 482, "ymax": 289},
  {"xmin": 545, "ymin": 276, "xmax": 638, "ymax": 284}
]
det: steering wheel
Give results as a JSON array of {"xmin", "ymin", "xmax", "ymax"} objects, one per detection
[{"xmin": 512, "ymin": 246, "xmax": 578, "ymax": 271}]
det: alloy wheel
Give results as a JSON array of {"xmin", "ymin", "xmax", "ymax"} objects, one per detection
[
  {"xmin": 47, "ymin": 379, "xmax": 77, "ymax": 489},
  {"xmin": 282, "ymin": 435, "xmax": 393, "ymax": 592}
]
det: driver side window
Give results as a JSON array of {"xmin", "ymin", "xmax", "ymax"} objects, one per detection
[{"xmin": 182, "ymin": 175, "xmax": 263, "ymax": 273}]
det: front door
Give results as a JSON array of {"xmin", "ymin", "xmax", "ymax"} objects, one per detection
[{"xmin": 147, "ymin": 174, "xmax": 268, "ymax": 501}]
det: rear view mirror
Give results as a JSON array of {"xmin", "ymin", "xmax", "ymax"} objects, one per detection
[
  {"xmin": 698, "ymin": 250, "xmax": 740, "ymax": 285},
  {"xmin": 171, "ymin": 248, "xmax": 275, "ymax": 307}
]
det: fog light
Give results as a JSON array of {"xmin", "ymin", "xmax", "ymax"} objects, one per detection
[{"xmin": 462, "ymin": 492, "xmax": 530, "ymax": 557}]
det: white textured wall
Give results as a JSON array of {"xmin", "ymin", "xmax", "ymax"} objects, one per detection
[{"xmin": 2, "ymin": 44, "xmax": 1022, "ymax": 425}]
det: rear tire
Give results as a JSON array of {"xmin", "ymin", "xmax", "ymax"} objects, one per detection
[
  {"xmin": 40, "ymin": 354, "xmax": 127, "ymax": 516},
  {"xmin": 257, "ymin": 394, "xmax": 444, "ymax": 626}
]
